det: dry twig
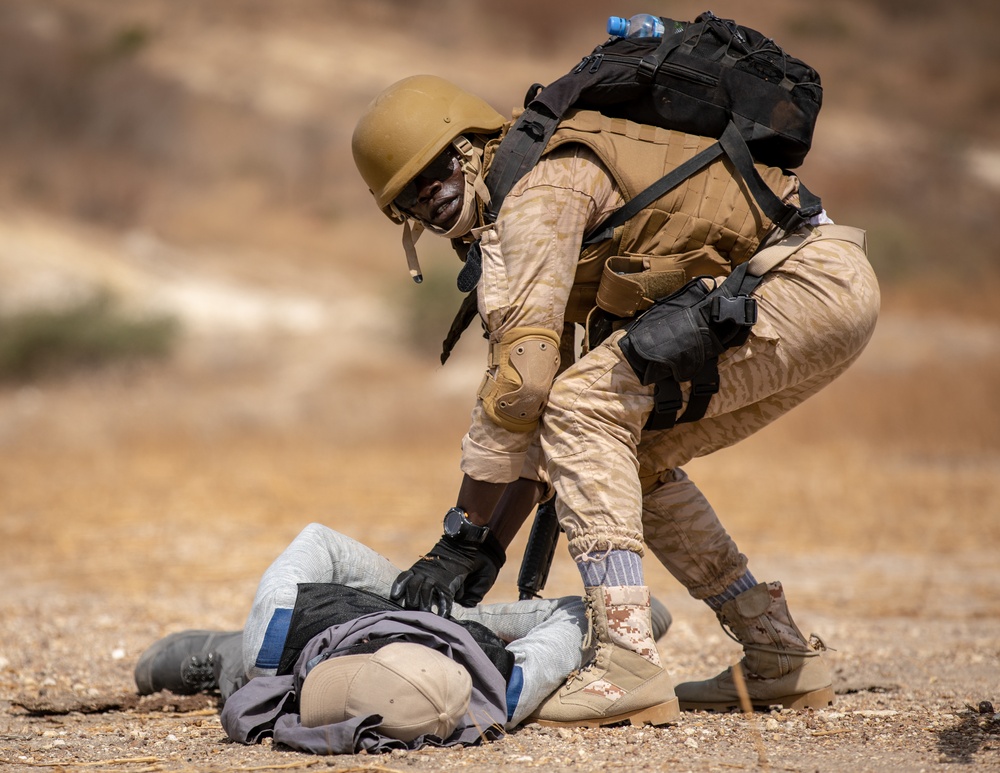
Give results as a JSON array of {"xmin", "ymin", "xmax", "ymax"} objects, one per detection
[{"xmin": 731, "ymin": 660, "xmax": 770, "ymax": 771}]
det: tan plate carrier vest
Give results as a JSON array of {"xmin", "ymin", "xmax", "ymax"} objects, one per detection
[{"xmin": 505, "ymin": 110, "xmax": 802, "ymax": 325}]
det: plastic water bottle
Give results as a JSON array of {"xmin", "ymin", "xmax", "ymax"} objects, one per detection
[{"xmin": 607, "ymin": 13, "xmax": 665, "ymax": 38}]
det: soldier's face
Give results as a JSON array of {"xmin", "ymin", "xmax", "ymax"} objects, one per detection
[{"xmin": 394, "ymin": 147, "xmax": 464, "ymax": 231}]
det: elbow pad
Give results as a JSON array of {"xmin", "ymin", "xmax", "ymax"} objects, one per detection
[{"xmin": 478, "ymin": 327, "xmax": 561, "ymax": 433}]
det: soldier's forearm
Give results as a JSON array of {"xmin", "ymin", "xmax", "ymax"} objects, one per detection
[
  {"xmin": 456, "ymin": 475, "xmax": 543, "ymax": 549},
  {"xmin": 490, "ymin": 477, "xmax": 546, "ymax": 548}
]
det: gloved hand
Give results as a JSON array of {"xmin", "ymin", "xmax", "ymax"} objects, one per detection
[
  {"xmin": 390, "ymin": 536, "xmax": 480, "ymax": 618},
  {"xmin": 455, "ymin": 532, "xmax": 506, "ymax": 607}
]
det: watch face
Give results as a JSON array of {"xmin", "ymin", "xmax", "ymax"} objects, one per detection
[
  {"xmin": 444, "ymin": 508, "xmax": 464, "ymax": 537},
  {"xmin": 444, "ymin": 507, "xmax": 486, "ymax": 542}
]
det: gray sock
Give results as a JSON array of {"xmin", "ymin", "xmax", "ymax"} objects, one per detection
[
  {"xmin": 577, "ymin": 549, "xmax": 644, "ymax": 587},
  {"xmin": 704, "ymin": 570, "xmax": 758, "ymax": 611}
]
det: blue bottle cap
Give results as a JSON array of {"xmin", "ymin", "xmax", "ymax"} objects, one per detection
[{"xmin": 607, "ymin": 16, "xmax": 628, "ymax": 37}]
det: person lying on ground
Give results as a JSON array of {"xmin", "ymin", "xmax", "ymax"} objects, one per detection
[{"xmin": 134, "ymin": 522, "xmax": 673, "ymax": 754}]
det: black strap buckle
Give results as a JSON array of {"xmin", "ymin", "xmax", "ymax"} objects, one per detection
[
  {"xmin": 776, "ymin": 207, "xmax": 806, "ymax": 233},
  {"xmin": 711, "ymin": 295, "xmax": 758, "ymax": 326},
  {"xmin": 519, "ymin": 119, "xmax": 548, "ymax": 141},
  {"xmin": 652, "ymin": 386, "xmax": 683, "ymax": 414},
  {"xmin": 636, "ymin": 55, "xmax": 660, "ymax": 82},
  {"xmin": 691, "ymin": 375, "xmax": 720, "ymax": 397}
]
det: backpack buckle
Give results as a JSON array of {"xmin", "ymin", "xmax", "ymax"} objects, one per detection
[
  {"xmin": 519, "ymin": 119, "xmax": 547, "ymax": 141},
  {"xmin": 776, "ymin": 208, "xmax": 806, "ymax": 233},
  {"xmin": 636, "ymin": 55, "xmax": 660, "ymax": 82}
]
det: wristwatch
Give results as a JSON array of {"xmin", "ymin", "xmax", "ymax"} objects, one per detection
[{"xmin": 443, "ymin": 507, "xmax": 490, "ymax": 544}]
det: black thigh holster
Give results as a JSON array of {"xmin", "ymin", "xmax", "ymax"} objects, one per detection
[{"xmin": 617, "ymin": 261, "xmax": 764, "ymax": 431}]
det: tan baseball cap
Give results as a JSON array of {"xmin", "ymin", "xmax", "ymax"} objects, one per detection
[{"xmin": 299, "ymin": 642, "xmax": 473, "ymax": 742}]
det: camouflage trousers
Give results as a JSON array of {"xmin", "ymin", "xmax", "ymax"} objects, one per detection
[{"xmin": 537, "ymin": 227, "xmax": 880, "ymax": 599}]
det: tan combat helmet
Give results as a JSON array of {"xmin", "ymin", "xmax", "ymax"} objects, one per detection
[{"xmin": 352, "ymin": 74, "xmax": 505, "ymax": 221}]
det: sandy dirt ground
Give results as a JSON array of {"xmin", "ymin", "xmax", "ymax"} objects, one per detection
[
  {"xmin": 0, "ymin": 242, "xmax": 998, "ymax": 772},
  {"xmin": 1, "ymin": 1, "xmax": 999, "ymax": 771}
]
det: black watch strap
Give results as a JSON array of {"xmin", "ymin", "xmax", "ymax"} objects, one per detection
[{"xmin": 443, "ymin": 506, "xmax": 490, "ymax": 544}]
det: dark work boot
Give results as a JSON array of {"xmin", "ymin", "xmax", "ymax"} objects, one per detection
[
  {"xmin": 650, "ymin": 595, "xmax": 672, "ymax": 641},
  {"xmin": 134, "ymin": 630, "xmax": 242, "ymax": 696}
]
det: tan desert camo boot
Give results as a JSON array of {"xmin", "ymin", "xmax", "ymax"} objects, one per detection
[
  {"xmin": 675, "ymin": 581, "xmax": 834, "ymax": 712},
  {"xmin": 529, "ymin": 585, "xmax": 679, "ymax": 728}
]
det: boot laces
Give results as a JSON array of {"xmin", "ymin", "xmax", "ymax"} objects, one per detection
[
  {"xmin": 719, "ymin": 619, "xmax": 825, "ymax": 658},
  {"xmin": 581, "ymin": 593, "xmax": 597, "ymax": 651},
  {"xmin": 181, "ymin": 652, "xmax": 219, "ymax": 691},
  {"xmin": 567, "ymin": 593, "xmax": 613, "ymax": 684},
  {"xmin": 565, "ymin": 646, "xmax": 608, "ymax": 686}
]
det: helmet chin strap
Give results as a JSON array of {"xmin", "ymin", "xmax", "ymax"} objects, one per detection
[
  {"xmin": 399, "ymin": 136, "xmax": 489, "ymax": 283},
  {"xmin": 401, "ymin": 219, "xmax": 426, "ymax": 283}
]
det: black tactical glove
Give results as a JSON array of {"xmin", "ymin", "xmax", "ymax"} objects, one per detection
[
  {"xmin": 390, "ymin": 533, "xmax": 506, "ymax": 618},
  {"xmin": 390, "ymin": 536, "xmax": 477, "ymax": 618},
  {"xmin": 454, "ymin": 532, "xmax": 506, "ymax": 608}
]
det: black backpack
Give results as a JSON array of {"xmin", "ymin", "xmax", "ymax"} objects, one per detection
[{"xmin": 455, "ymin": 11, "xmax": 824, "ymax": 295}]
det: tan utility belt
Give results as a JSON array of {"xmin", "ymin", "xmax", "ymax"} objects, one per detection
[{"xmin": 594, "ymin": 225, "xmax": 867, "ymax": 319}]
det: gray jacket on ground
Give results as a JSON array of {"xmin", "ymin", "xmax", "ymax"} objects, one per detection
[{"xmin": 220, "ymin": 609, "xmax": 507, "ymax": 754}]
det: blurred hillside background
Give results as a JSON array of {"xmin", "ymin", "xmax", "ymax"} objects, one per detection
[{"xmin": 0, "ymin": 0, "xmax": 998, "ymax": 614}]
